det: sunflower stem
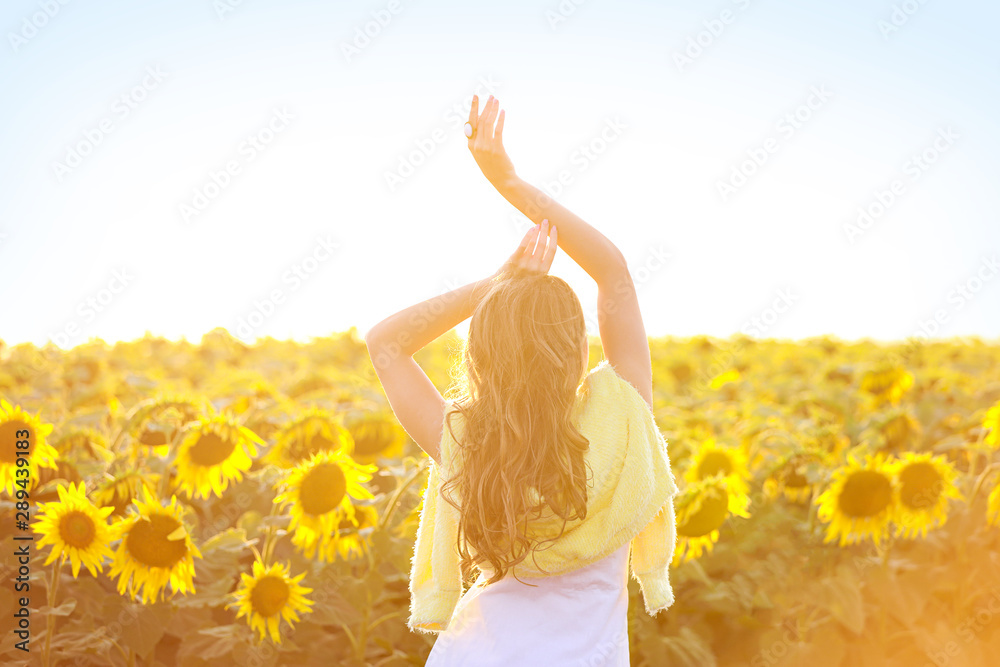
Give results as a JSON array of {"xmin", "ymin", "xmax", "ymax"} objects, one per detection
[
  {"xmin": 42, "ymin": 554, "xmax": 65, "ymax": 667},
  {"xmin": 127, "ymin": 647, "xmax": 136, "ymax": 667},
  {"xmin": 109, "ymin": 639, "xmax": 130, "ymax": 665},
  {"xmin": 969, "ymin": 462, "xmax": 1000, "ymax": 505},
  {"xmin": 337, "ymin": 621, "xmax": 360, "ymax": 656},
  {"xmin": 262, "ymin": 498, "xmax": 281, "ymax": 567},
  {"xmin": 379, "ymin": 458, "xmax": 430, "ymax": 531},
  {"xmin": 356, "ymin": 588, "xmax": 372, "ymax": 661}
]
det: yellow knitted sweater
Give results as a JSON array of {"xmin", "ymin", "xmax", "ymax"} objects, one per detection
[{"xmin": 407, "ymin": 359, "xmax": 680, "ymax": 634}]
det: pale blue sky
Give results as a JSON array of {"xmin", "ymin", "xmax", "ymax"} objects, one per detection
[{"xmin": 1, "ymin": 0, "xmax": 998, "ymax": 349}]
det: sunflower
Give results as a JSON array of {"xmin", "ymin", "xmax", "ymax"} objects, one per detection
[
  {"xmin": 815, "ymin": 452, "xmax": 897, "ymax": 547},
  {"xmin": 33, "ymin": 482, "xmax": 115, "ymax": 577},
  {"xmin": 174, "ymin": 413, "xmax": 263, "ymax": 499},
  {"xmin": 808, "ymin": 423, "xmax": 851, "ymax": 459},
  {"xmin": 860, "ymin": 362, "xmax": 913, "ymax": 407},
  {"xmin": 92, "ymin": 470, "xmax": 160, "ymax": 517},
  {"xmin": 984, "ymin": 400, "xmax": 1000, "ymax": 449},
  {"xmin": 684, "ymin": 438, "xmax": 751, "ymax": 496},
  {"xmin": 125, "ymin": 393, "xmax": 210, "ymax": 459},
  {"xmin": 108, "ymin": 485, "xmax": 202, "ymax": 604},
  {"xmin": 764, "ymin": 450, "xmax": 826, "ymax": 504},
  {"xmin": 264, "ymin": 408, "xmax": 353, "ymax": 468},
  {"xmin": 879, "ymin": 410, "xmax": 923, "ymax": 452},
  {"xmin": 135, "ymin": 423, "xmax": 176, "ymax": 454},
  {"xmin": 326, "ymin": 502, "xmax": 379, "ymax": 561},
  {"xmin": 672, "ymin": 476, "xmax": 750, "ymax": 566},
  {"xmin": 888, "ymin": 452, "xmax": 963, "ymax": 539},
  {"xmin": 708, "ymin": 369, "xmax": 741, "ymax": 391},
  {"xmin": 0, "ymin": 399, "xmax": 59, "ymax": 496},
  {"xmin": 344, "ymin": 410, "xmax": 407, "ymax": 464},
  {"xmin": 52, "ymin": 427, "xmax": 115, "ymax": 463},
  {"xmin": 227, "ymin": 558, "xmax": 314, "ymax": 644},
  {"xmin": 668, "ymin": 360, "xmax": 693, "ymax": 386},
  {"xmin": 273, "ymin": 450, "xmax": 376, "ymax": 561}
]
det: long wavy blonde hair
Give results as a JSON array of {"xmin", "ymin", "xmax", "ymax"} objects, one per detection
[{"xmin": 440, "ymin": 265, "xmax": 592, "ymax": 587}]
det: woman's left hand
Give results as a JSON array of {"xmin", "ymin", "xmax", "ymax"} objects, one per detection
[{"xmin": 495, "ymin": 219, "xmax": 558, "ymax": 277}]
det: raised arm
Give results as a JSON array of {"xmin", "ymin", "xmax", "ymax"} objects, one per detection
[{"xmin": 465, "ymin": 96, "xmax": 653, "ymax": 408}]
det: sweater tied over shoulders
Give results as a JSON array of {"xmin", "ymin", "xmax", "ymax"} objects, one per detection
[{"xmin": 407, "ymin": 359, "xmax": 680, "ymax": 634}]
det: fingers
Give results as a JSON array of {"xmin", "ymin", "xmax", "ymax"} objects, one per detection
[
  {"xmin": 478, "ymin": 97, "xmax": 499, "ymax": 143},
  {"xmin": 505, "ymin": 219, "xmax": 556, "ymax": 275},
  {"xmin": 539, "ymin": 221, "xmax": 557, "ymax": 272},
  {"xmin": 526, "ymin": 219, "xmax": 552, "ymax": 272},
  {"xmin": 510, "ymin": 224, "xmax": 539, "ymax": 263},
  {"xmin": 467, "ymin": 95, "xmax": 479, "ymax": 135},
  {"xmin": 467, "ymin": 95, "xmax": 506, "ymax": 146}
]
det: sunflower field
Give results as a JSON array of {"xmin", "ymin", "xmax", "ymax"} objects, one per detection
[{"xmin": 1, "ymin": 330, "xmax": 999, "ymax": 667}]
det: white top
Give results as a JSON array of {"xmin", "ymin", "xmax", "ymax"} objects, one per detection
[{"xmin": 424, "ymin": 541, "xmax": 632, "ymax": 667}]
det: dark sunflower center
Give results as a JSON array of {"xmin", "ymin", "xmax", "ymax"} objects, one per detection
[
  {"xmin": 0, "ymin": 419, "xmax": 31, "ymax": 463},
  {"xmin": 59, "ymin": 510, "xmax": 96, "ymax": 549},
  {"xmin": 126, "ymin": 514, "xmax": 188, "ymax": 568},
  {"xmin": 338, "ymin": 508, "xmax": 374, "ymax": 532},
  {"xmin": 697, "ymin": 451, "xmax": 733, "ymax": 479},
  {"xmin": 289, "ymin": 429, "xmax": 337, "ymax": 463},
  {"xmin": 670, "ymin": 362, "xmax": 693, "ymax": 384},
  {"xmin": 837, "ymin": 470, "xmax": 892, "ymax": 518},
  {"xmin": 352, "ymin": 421, "xmax": 397, "ymax": 457},
  {"xmin": 299, "ymin": 463, "xmax": 347, "ymax": 515},
  {"xmin": 677, "ymin": 490, "xmax": 729, "ymax": 538},
  {"xmin": 188, "ymin": 432, "xmax": 237, "ymax": 467},
  {"xmin": 898, "ymin": 462, "xmax": 941, "ymax": 510},
  {"xmin": 782, "ymin": 468, "xmax": 809, "ymax": 488},
  {"xmin": 107, "ymin": 490, "xmax": 131, "ymax": 517},
  {"xmin": 139, "ymin": 427, "xmax": 169, "ymax": 447},
  {"xmin": 867, "ymin": 376, "xmax": 892, "ymax": 393},
  {"xmin": 251, "ymin": 575, "xmax": 290, "ymax": 618}
]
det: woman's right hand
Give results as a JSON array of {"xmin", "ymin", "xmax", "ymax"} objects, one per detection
[{"xmin": 466, "ymin": 95, "xmax": 517, "ymax": 189}]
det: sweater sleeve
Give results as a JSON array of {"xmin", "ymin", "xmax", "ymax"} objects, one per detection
[
  {"xmin": 630, "ymin": 495, "xmax": 678, "ymax": 615},
  {"xmin": 407, "ymin": 402, "xmax": 464, "ymax": 634}
]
